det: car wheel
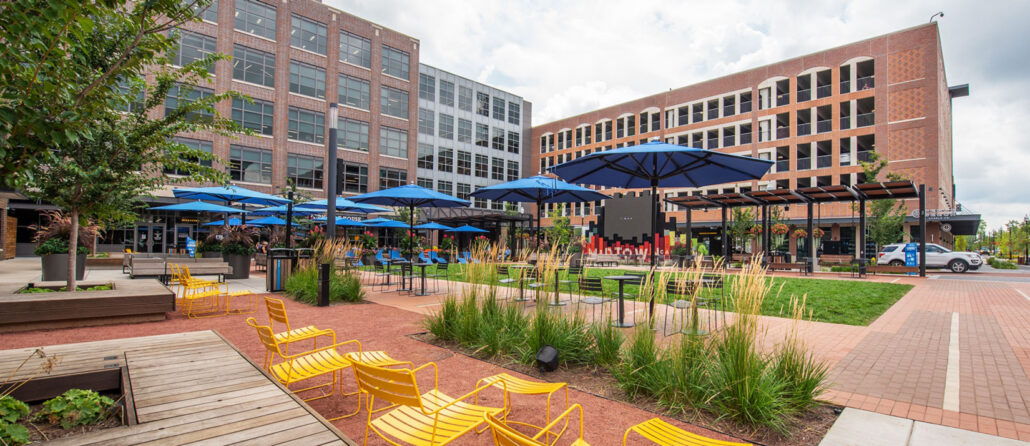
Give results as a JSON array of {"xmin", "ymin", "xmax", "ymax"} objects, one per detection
[
  {"xmin": 889, "ymin": 260, "xmax": 904, "ymax": 266},
  {"xmin": 949, "ymin": 259, "xmax": 969, "ymax": 273}
]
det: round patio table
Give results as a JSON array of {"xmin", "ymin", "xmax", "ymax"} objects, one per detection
[
  {"xmin": 413, "ymin": 263, "xmax": 433, "ymax": 296},
  {"xmin": 393, "ymin": 259, "xmax": 412, "ymax": 292},
  {"xmin": 604, "ymin": 275, "xmax": 638, "ymax": 328}
]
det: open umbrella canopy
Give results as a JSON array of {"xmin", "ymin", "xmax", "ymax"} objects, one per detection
[
  {"xmin": 172, "ymin": 185, "xmax": 291, "ymax": 206},
  {"xmin": 470, "ymin": 175, "xmax": 609, "ymax": 204},
  {"xmin": 361, "ymin": 217, "xmax": 394, "ymax": 225},
  {"xmin": 348, "ymin": 184, "xmax": 470, "ymax": 208},
  {"xmin": 447, "ymin": 225, "xmax": 488, "ymax": 233},
  {"xmin": 295, "ymin": 198, "xmax": 390, "ymax": 214},
  {"xmin": 415, "ymin": 222, "xmax": 453, "ymax": 231},
  {"xmin": 250, "ymin": 205, "xmax": 320, "ymax": 216},
  {"xmin": 203, "ymin": 218, "xmax": 258, "ymax": 226},
  {"xmin": 149, "ymin": 201, "xmax": 249, "ymax": 213},
  {"xmin": 369, "ymin": 219, "xmax": 410, "ymax": 229},
  {"xmin": 312, "ymin": 217, "xmax": 367, "ymax": 227},
  {"xmin": 247, "ymin": 216, "xmax": 292, "ymax": 226},
  {"xmin": 549, "ymin": 141, "xmax": 772, "ymax": 188}
]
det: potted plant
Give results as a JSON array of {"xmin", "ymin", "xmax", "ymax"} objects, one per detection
[
  {"xmin": 197, "ymin": 241, "xmax": 222, "ymax": 258},
  {"xmin": 438, "ymin": 234, "xmax": 454, "ymax": 261},
  {"xmin": 358, "ymin": 231, "xmax": 377, "ymax": 265},
  {"xmin": 771, "ymin": 223, "xmax": 789, "ymax": 258},
  {"xmin": 567, "ymin": 237, "xmax": 586, "ymax": 266},
  {"xmin": 210, "ymin": 226, "xmax": 255, "ymax": 279},
  {"xmin": 29, "ymin": 211, "xmax": 99, "ymax": 282}
]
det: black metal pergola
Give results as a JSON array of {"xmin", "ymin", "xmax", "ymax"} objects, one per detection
[{"xmin": 665, "ymin": 181, "xmax": 928, "ymax": 276}]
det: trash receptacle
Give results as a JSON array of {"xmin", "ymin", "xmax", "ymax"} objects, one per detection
[{"xmin": 267, "ymin": 248, "xmax": 296, "ymax": 292}]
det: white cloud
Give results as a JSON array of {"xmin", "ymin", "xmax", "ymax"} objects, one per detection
[{"xmin": 326, "ymin": 0, "xmax": 1030, "ymax": 229}]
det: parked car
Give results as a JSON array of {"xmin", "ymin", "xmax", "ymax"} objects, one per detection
[{"xmin": 877, "ymin": 243, "xmax": 981, "ymax": 273}]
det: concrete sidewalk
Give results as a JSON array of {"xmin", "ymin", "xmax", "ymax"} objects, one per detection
[{"xmin": 821, "ymin": 408, "xmax": 1030, "ymax": 445}]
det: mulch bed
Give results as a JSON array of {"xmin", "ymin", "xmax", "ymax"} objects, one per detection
[{"xmin": 413, "ymin": 332, "xmax": 839, "ymax": 446}]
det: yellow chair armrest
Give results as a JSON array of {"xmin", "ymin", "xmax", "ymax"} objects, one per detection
[
  {"xmin": 280, "ymin": 339, "xmax": 361, "ymax": 359},
  {"xmin": 531, "ymin": 404, "xmax": 584, "ymax": 442},
  {"xmin": 411, "ymin": 361, "xmax": 439, "ymax": 390},
  {"xmin": 422, "ymin": 380, "xmax": 508, "ymax": 417}
]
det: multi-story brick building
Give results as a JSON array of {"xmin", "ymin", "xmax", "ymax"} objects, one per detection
[
  {"xmin": 415, "ymin": 64, "xmax": 531, "ymax": 211},
  {"xmin": 532, "ymin": 23, "xmax": 972, "ymax": 256}
]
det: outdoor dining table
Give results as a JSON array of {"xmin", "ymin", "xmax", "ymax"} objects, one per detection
[
  {"xmin": 548, "ymin": 266, "xmax": 568, "ymax": 306},
  {"xmin": 393, "ymin": 259, "xmax": 412, "ymax": 292},
  {"xmin": 604, "ymin": 275, "xmax": 639, "ymax": 328},
  {"xmin": 413, "ymin": 262, "xmax": 434, "ymax": 296},
  {"xmin": 509, "ymin": 265, "xmax": 534, "ymax": 301}
]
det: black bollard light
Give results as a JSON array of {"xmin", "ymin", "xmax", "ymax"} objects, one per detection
[{"xmin": 318, "ymin": 263, "xmax": 330, "ymax": 307}]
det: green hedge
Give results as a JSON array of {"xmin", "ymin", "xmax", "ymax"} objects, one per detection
[{"xmin": 284, "ymin": 267, "xmax": 364, "ymax": 304}]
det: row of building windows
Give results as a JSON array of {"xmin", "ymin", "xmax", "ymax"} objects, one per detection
[
  {"xmin": 418, "ymin": 73, "xmax": 521, "ymax": 126},
  {"xmin": 413, "ymin": 178, "xmax": 508, "ymax": 210},
  {"xmin": 416, "ymin": 144, "xmax": 519, "ymax": 180},
  {"xmin": 418, "ymin": 109, "xmax": 520, "ymax": 153}
]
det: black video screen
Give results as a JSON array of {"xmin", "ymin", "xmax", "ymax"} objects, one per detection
[{"xmin": 603, "ymin": 195, "xmax": 653, "ymax": 240}]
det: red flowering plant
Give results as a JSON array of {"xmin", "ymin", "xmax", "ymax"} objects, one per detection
[
  {"xmin": 472, "ymin": 235, "xmax": 490, "ymax": 251},
  {"xmin": 770, "ymin": 223, "xmax": 789, "ymax": 251},
  {"xmin": 748, "ymin": 225, "xmax": 763, "ymax": 236},
  {"xmin": 439, "ymin": 234, "xmax": 454, "ymax": 251},
  {"xmin": 792, "ymin": 228, "xmax": 807, "ymax": 238},
  {"xmin": 358, "ymin": 231, "xmax": 377, "ymax": 256}
]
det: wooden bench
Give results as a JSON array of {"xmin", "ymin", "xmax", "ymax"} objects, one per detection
[
  {"xmin": 130, "ymin": 257, "xmax": 232, "ymax": 283},
  {"xmin": 866, "ymin": 264, "xmax": 919, "ymax": 275},
  {"xmin": 585, "ymin": 254, "xmax": 619, "ymax": 267},
  {"xmin": 767, "ymin": 262, "xmax": 803, "ymax": 272}
]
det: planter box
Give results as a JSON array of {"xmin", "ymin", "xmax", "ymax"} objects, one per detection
[
  {"xmin": 40, "ymin": 253, "xmax": 87, "ymax": 281},
  {"xmin": 223, "ymin": 254, "xmax": 251, "ymax": 279},
  {"xmin": 0, "ymin": 280, "xmax": 174, "ymax": 333},
  {"xmin": 200, "ymin": 251, "xmax": 222, "ymax": 258}
]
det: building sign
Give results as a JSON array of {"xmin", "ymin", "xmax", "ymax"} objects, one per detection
[
  {"xmin": 910, "ymin": 209, "xmax": 959, "ymax": 221},
  {"xmin": 186, "ymin": 236, "xmax": 196, "ymax": 258}
]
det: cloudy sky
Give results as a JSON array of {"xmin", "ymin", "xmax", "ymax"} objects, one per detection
[{"xmin": 328, "ymin": 0, "xmax": 1029, "ymax": 230}]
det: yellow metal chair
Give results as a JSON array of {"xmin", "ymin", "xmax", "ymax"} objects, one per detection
[
  {"xmin": 482, "ymin": 404, "xmax": 589, "ymax": 446},
  {"xmin": 475, "ymin": 373, "xmax": 569, "ymax": 439},
  {"xmin": 352, "ymin": 360, "xmax": 506, "ymax": 446},
  {"xmin": 181, "ymin": 279, "xmax": 224, "ymax": 318},
  {"xmin": 248, "ymin": 318, "xmax": 410, "ymax": 420},
  {"xmin": 261, "ymin": 296, "xmax": 336, "ymax": 367},
  {"xmin": 623, "ymin": 418, "xmax": 750, "ymax": 446}
]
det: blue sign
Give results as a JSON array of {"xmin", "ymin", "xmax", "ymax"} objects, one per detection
[
  {"xmin": 903, "ymin": 243, "xmax": 918, "ymax": 273},
  {"xmin": 186, "ymin": 236, "xmax": 197, "ymax": 258}
]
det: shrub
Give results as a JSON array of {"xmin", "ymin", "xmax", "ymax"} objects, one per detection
[
  {"xmin": 284, "ymin": 267, "xmax": 364, "ymax": 304},
  {"xmin": 197, "ymin": 241, "xmax": 221, "ymax": 253},
  {"xmin": 28, "ymin": 210, "xmax": 100, "ymax": 253},
  {"xmin": 520, "ymin": 306, "xmax": 592, "ymax": 366},
  {"xmin": 33, "ymin": 238, "xmax": 90, "ymax": 256},
  {"xmin": 989, "ymin": 257, "xmax": 1017, "ymax": 269},
  {"xmin": 708, "ymin": 325, "xmax": 790, "ymax": 434},
  {"xmin": 615, "ymin": 327, "xmax": 670, "ymax": 399},
  {"xmin": 35, "ymin": 389, "xmax": 114, "ymax": 429},
  {"xmin": 589, "ymin": 321, "xmax": 624, "ymax": 367}
]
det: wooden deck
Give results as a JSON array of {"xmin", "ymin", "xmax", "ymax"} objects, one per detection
[{"xmin": 0, "ymin": 330, "xmax": 353, "ymax": 445}]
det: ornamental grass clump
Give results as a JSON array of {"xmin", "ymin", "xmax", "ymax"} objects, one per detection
[
  {"xmin": 771, "ymin": 295, "xmax": 829, "ymax": 412},
  {"xmin": 520, "ymin": 305, "xmax": 592, "ymax": 366}
]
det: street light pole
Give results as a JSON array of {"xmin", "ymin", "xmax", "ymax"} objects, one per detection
[{"xmin": 327, "ymin": 103, "xmax": 338, "ymax": 241}]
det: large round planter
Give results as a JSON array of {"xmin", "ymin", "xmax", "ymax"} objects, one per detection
[
  {"xmin": 568, "ymin": 252, "xmax": 583, "ymax": 267},
  {"xmin": 223, "ymin": 254, "xmax": 252, "ymax": 279},
  {"xmin": 361, "ymin": 255, "xmax": 375, "ymax": 266},
  {"xmin": 40, "ymin": 253, "xmax": 87, "ymax": 282}
]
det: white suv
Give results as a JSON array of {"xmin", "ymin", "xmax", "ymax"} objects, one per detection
[{"xmin": 877, "ymin": 243, "xmax": 982, "ymax": 273}]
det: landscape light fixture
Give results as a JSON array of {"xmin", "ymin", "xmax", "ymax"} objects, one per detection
[
  {"xmin": 327, "ymin": 103, "xmax": 339, "ymax": 240},
  {"xmin": 929, "ymin": 11, "xmax": 943, "ymax": 22}
]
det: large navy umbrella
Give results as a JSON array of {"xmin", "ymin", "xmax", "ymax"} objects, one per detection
[
  {"xmin": 349, "ymin": 184, "xmax": 470, "ymax": 257},
  {"xmin": 470, "ymin": 174, "xmax": 609, "ymax": 245},
  {"xmin": 551, "ymin": 140, "xmax": 772, "ymax": 317},
  {"xmin": 149, "ymin": 201, "xmax": 249, "ymax": 213},
  {"xmin": 172, "ymin": 185, "xmax": 290, "ymax": 206}
]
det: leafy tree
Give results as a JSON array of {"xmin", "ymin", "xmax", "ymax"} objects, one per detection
[
  {"xmin": 0, "ymin": 0, "xmax": 217, "ymax": 187},
  {"xmin": 15, "ymin": 5, "xmax": 242, "ymax": 291},
  {"xmin": 859, "ymin": 151, "xmax": 907, "ymax": 250},
  {"xmin": 729, "ymin": 208, "xmax": 755, "ymax": 253},
  {"xmin": 547, "ymin": 203, "xmax": 572, "ymax": 247}
]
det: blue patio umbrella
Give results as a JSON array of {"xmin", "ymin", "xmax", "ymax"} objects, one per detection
[
  {"xmin": 415, "ymin": 222, "xmax": 453, "ymax": 231},
  {"xmin": 447, "ymin": 225, "xmax": 488, "ymax": 233},
  {"xmin": 295, "ymin": 198, "xmax": 390, "ymax": 214},
  {"xmin": 550, "ymin": 140, "xmax": 773, "ymax": 318},
  {"xmin": 312, "ymin": 217, "xmax": 367, "ymax": 227},
  {"xmin": 361, "ymin": 217, "xmax": 394, "ymax": 225},
  {"xmin": 203, "ymin": 218, "xmax": 258, "ymax": 226},
  {"xmin": 172, "ymin": 185, "xmax": 291, "ymax": 206},
  {"xmin": 349, "ymin": 184, "xmax": 470, "ymax": 256},
  {"xmin": 251, "ymin": 205, "xmax": 320, "ymax": 216},
  {"xmin": 369, "ymin": 220, "xmax": 410, "ymax": 229},
  {"xmin": 149, "ymin": 201, "xmax": 249, "ymax": 213},
  {"xmin": 470, "ymin": 174, "xmax": 609, "ymax": 244},
  {"xmin": 247, "ymin": 216, "xmax": 290, "ymax": 226}
]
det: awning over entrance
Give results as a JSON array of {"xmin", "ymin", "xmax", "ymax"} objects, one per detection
[{"xmin": 666, "ymin": 181, "xmax": 920, "ymax": 209}]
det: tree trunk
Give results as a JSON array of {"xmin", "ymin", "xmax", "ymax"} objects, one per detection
[{"xmin": 67, "ymin": 209, "xmax": 79, "ymax": 292}]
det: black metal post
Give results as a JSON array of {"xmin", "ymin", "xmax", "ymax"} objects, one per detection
[
  {"xmin": 807, "ymin": 202, "xmax": 815, "ymax": 272},
  {"xmin": 685, "ymin": 208, "xmax": 692, "ymax": 256},
  {"xmin": 721, "ymin": 206, "xmax": 729, "ymax": 259},
  {"xmin": 536, "ymin": 198, "xmax": 543, "ymax": 247},
  {"xmin": 327, "ymin": 103, "xmax": 339, "ymax": 241},
  {"xmin": 284, "ymin": 191, "xmax": 294, "ymax": 249},
  {"xmin": 761, "ymin": 205, "xmax": 768, "ymax": 259},
  {"xmin": 919, "ymin": 184, "xmax": 926, "ymax": 277},
  {"xmin": 858, "ymin": 199, "xmax": 866, "ymax": 259},
  {"xmin": 317, "ymin": 262, "xmax": 330, "ymax": 307},
  {"xmin": 648, "ymin": 181, "xmax": 658, "ymax": 321}
]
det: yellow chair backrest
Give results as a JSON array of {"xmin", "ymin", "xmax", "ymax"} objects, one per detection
[
  {"xmin": 264, "ymin": 297, "xmax": 292, "ymax": 330},
  {"xmin": 351, "ymin": 360, "xmax": 425, "ymax": 410},
  {"xmin": 484, "ymin": 411, "xmax": 542, "ymax": 446},
  {"xmin": 246, "ymin": 317, "xmax": 283, "ymax": 357}
]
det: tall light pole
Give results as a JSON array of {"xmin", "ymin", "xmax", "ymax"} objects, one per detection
[{"xmin": 327, "ymin": 103, "xmax": 338, "ymax": 241}]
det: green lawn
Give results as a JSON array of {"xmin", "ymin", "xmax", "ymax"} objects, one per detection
[{"xmin": 389, "ymin": 264, "xmax": 913, "ymax": 326}]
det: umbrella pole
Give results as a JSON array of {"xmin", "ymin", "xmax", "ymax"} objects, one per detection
[
  {"xmin": 649, "ymin": 180, "xmax": 658, "ymax": 321},
  {"xmin": 536, "ymin": 198, "xmax": 542, "ymax": 248},
  {"xmin": 285, "ymin": 191, "xmax": 294, "ymax": 249},
  {"xmin": 410, "ymin": 204, "xmax": 415, "ymax": 260}
]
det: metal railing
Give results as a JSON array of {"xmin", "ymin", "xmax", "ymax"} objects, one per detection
[
  {"xmin": 707, "ymin": 138, "xmax": 719, "ymax": 149},
  {"xmin": 840, "ymin": 153, "xmax": 852, "ymax": 166},
  {"xmin": 740, "ymin": 101, "xmax": 752, "ymax": 113},
  {"xmin": 723, "ymin": 135, "xmax": 735, "ymax": 147},
  {"xmin": 776, "ymin": 127, "xmax": 790, "ymax": 139},
  {"xmin": 739, "ymin": 132, "xmax": 752, "ymax": 144},
  {"xmin": 723, "ymin": 105, "xmax": 735, "ymax": 116},
  {"xmin": 797, "ymin": 89, "xmax": 811, "ymax": 102},
  {"xmin": 817, "ymin": 155, "xmax": 832, "ymax": 169},
  {"xmin": 758, "ymin": 131, "xmax": 770, "ymax": 142},
  {"xmin": 856, "ymin": 112, "xmax": 875, "ymax": 127},
  {"xmin": 857, "ymin": 76, "xmax": 875, "ymax": 91},
  {"xmin": 775, "ymin": 160, "xmax": 789, "ymax": 172},
  {"xmin": 857, "ymin": 151, "xmax": 874, "ymax": 162},
  {"xmin": 817, "ymin": 84, "xmax": 832, "ymax": 98},
  {"xmin": 776, "ymin": 93, "xmax": 790, "ymax": 106},
  {"xmin": 840, "ymin": 116, "xmax": 851, "ymax": 129},
  {"xmin": 797, "ymin": 122, "xmax": 811, "ymax": 136},
  {"xmin": 840, "ymin": 80, "xmax": 851, "ymax": 94},
  {"xmin": 693, "ymin": 112, "xmax": 703, "ymax": 122},
  {"xmin": 797, "ymin": 157, "xmax": 811, "ymax": 170},
  {"xmin": 817, "ymin": 119, "xmax": 832, "ymax": 133}
]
